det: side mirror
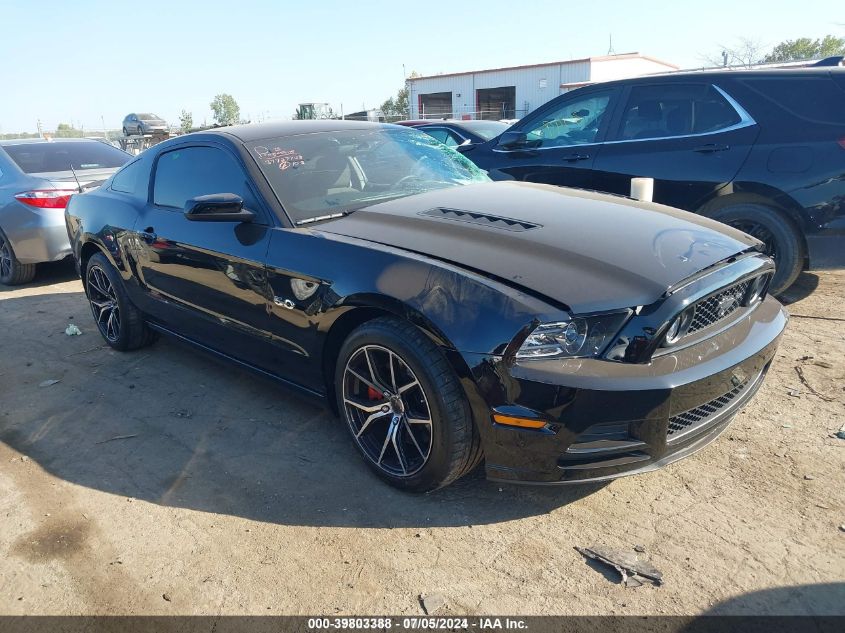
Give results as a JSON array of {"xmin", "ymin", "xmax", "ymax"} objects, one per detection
[
  {"xmin": 184, "ymin": 193, "xmax": 255, "ymax": 222},
  {"xmin": 496, "ymin": 130, "xmax": 539, "ymax": 151}
]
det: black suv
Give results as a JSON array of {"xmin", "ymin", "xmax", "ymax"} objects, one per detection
[{"xmin": 463, "ymin": 69, "xmax": 845, "ymax": 293}]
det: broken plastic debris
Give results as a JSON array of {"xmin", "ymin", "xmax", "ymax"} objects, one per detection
[
  {"xmin": 835, "ymin": 423, "xmax": 845, "ymax": 441},
  {"xmin": 419, "ymin": 592, "xmax": 446, "ymax": 615},
  {"xmin": 65, "ymin": 323, "xmax": 82, "ymax": 336},
  {"xmin": 575, "ymin": 545, "xmax": 663, "ymax": 587},
  {"xmin": 38, "ymin": 379, "xmax": 60, "ymax": 388}
]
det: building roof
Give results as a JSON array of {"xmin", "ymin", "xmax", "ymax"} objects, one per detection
[{"xmin": 408, "ymin": 53, "xmax": 679, "ymax": 81}]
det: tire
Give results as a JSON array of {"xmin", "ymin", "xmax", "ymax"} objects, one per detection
[
  {"xmin": 122, "ymin": 127, "xmax": 129, "ymax": 137},
  {"xmin": 0, "ymin": 228, "xmax": 36, "ymax": 286},
  {"xmin": 706, "ymin": 203, "xmax": 804, "ymax": 295},
  {"xmin": 84, "ymin": 252, "xmax": 155, "ymax": 351},
  {"xmin": 335, "ymin": 317, "xmax": 482, "ymax": 492}
]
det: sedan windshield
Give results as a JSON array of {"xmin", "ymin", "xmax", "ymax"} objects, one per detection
[
  {"xmin": 139, "ymin": 114, "xmax": 162, "ymax": 121},
  {"xmin": 247, "ymin": 127, "xmax": 490, "ymax": 225}
]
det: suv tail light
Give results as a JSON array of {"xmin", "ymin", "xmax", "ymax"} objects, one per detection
[
  {"xmin": 838, "ymin": 136, "xmax": 845, "ymax": 150},
  {"xmin": 14, "ymin": 189, "xmax": 76, "ymax": 209}
]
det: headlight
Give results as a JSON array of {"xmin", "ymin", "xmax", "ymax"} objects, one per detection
[
  {"xmin": 746, "ymin": 274, "xmax": 769, "ymax": 305},
  {"xmin": 516, "ymin": 312, "xmax": 630, "ymax": 360}
]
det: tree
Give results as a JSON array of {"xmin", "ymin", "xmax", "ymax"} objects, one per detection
[
  {"xmin": 54, "ymin": 123, "xmax": 83, "ymax": 138},
  {"xmin": 703, "ymin": 37, "xmax": 766, "ymax": 68},
  {"xmin": 179, "ymin": 109, "xmax": 193, "ymax": 133},
  {"xmin": 209, "ymin": 94, "xmax": 240, "ymax": 126},
  {"xmin": 380, "ymin": 71, "xmax": 419, "ymax": 121},
  {"xmin": 764, "ymin": 35, "xmax": 845, "ymax": 63}
]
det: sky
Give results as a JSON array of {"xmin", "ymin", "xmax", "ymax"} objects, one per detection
[{"xmin": 0, "ymin": 0, "xmax": 842, "ymax": 134}]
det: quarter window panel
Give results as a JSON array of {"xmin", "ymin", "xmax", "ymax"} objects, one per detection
[{"xmin": 617, "ymin": 84, "xmax": 742, "ymax": 141}]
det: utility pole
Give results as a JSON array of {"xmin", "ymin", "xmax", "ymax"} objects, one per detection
[{"xmin": 37, "ymin": 119, "xmax": 43, "ymax": 138}]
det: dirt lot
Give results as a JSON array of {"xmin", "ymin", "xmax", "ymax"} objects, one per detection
[{"xmin": 1, "ymin": 262, "xmax": 843, "ymax": 616}]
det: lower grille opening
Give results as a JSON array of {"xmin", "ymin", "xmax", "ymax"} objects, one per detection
[{"xmin": 667, "ymin": 373, "xmax": 760, "ymax": 441}]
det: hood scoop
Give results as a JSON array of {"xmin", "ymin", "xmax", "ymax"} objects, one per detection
[{"xmin": 419, "ymin": 207, "xmax": 540, "ymax": 232}]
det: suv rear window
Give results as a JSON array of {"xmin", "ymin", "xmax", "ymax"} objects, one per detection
[
  {"xmin": 4, "ymin": 141, "xmax": 130, "ymax": 174},
  {"xmin": 739, "ymin": 76, "xmax": 845, "ymax": 125},
  {"xmin": 616, "ymin": 83, "xmax": 742, "ymax": 141}
]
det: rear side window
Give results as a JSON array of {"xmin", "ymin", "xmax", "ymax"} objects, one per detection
[
  {"xmin": 110, "ymin": 160, "xmax": 145, "ymax": 196},
  {"xmin": 739, "ymin": 76, "xmax": 845, "ymax": 125},
  {"xmin": 3, "ymin": 142, "xmax": 130, "ymax": 174},
  {"xmin": 421, "ymin": 128, "xmax": 460, "ymax": 147},
  {"xmin": 153, "ymin": 146, "xmax": 257, "ymax": 210},
  {"xmin": 616, "ymin": 83, "xmax": 742, "ymax": 141}
]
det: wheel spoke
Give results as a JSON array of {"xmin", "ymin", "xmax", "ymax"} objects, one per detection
[
  {"xmin": 344, "ymin": 397, "xmax": 386, "ymax": 414},
  {"xmin": 397, "ymin": 379, "xmax": 419, "ymax": 394},
  {"xmin": 106, "ymin": 310, "xmax": 116, "ymax": 339},
  {"xmin": 88, "ymin": 274, "xmax": 109, "ymax": 298},
  {"xmin": 403, "ymin": 418, "xmax": 426, "ymax": 458},
  {"xmin": 388, "ymin": 351, "xmax": 398, "ymax": 392},
  {"xmin": 406, "ymin": 416, "xmax": 432, "ymax": 425},
  {"xmin": 376, "ymin": 422, "xmax": 394, "ymax": 465},
  {"xmin": 391, "ymin": 424, "xmax": 407, "ymax": 475},
  {"xmin": 347, "ymin": 368, "xmax": 384, "ymax": 395},
  {"xmin": 355, "ymin": 410, "xmax": 390, "ymax": 438}
]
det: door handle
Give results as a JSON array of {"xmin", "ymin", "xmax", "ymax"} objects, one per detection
[
  {"xmin": 693, "ymin": 144, "xmax": 730, "ymax": 153},
  {"xmin": 562, "ymin": 153, "xmax": 590, "ymax": 162},
  {"xmin": 139, "ymin": 228, "xmax": 157, "ymax": 244}
]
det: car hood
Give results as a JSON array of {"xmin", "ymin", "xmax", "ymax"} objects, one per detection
[{"xmin": 319, "ymin": 182, "xmax": 762, "ymax": 313}]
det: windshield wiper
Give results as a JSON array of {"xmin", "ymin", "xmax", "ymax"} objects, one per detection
[{"xmin": 294, "ymin": 209, "xmax": 360, "ymax": 226}]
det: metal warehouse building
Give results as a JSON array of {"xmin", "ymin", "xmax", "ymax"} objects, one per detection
[{"xmin": 407, "ymin": 52, "xmax": 678, "ymax": 121}]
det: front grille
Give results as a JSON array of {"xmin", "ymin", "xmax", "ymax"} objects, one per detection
[
  {"xmin": 686, "ymin": 279, "xmax": 752, "ymax": 335},
  {"xmin": 667, "ymin": 378, "xmax": 750, "ymax": 437}
]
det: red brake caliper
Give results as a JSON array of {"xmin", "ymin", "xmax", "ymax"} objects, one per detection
[{"xmin": 367, "ymin": 386, "xmax": 382, "ymax": 401}]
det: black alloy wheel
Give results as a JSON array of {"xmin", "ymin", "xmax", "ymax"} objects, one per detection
[
  {"xmin": 86, "ymin": 262, "xmax": 121, "ymax": 343},
  {"xmin": 707, "ymin": 203, "xmax": 804, "ymax": 295},
  {"xmin": 342, "ymin": 344, "xmax": 433, "ymax": 477},
  {"xmin": 84, "ymin": 252, "xmax": 156, "ymax": 351}
]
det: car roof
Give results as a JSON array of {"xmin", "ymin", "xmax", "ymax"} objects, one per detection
[
  {"xmin": 419, "ymin": 120, "xmax": 507, "ymax": 127},
  {"xmin": 204, "ymin": 120, "xmax": 393, "ymax": 142},
  {"xmin": 0, "ymin": 137, "xmax": 102, "ymax": 146},
  {"xmin": 590, "ymin": 67, "xmax": 841, "ymax": 88}
]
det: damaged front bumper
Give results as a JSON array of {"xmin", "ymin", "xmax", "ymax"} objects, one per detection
[{"xmin": 458, "ymin": 295, "xmax": 787, "ymax": 485}]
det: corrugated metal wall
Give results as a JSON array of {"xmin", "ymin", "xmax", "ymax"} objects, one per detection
[
  {"xmin": 407, "ymin": 57, "xmax": 677, "ymax": 120},
  {"xmin": 408, "ymin": 61, "xmax": 592, "ymax": 120}
]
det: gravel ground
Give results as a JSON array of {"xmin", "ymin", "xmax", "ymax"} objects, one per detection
[{"xmin": 1, "ymin": 262, "xmax": 843, "ymax": 616}]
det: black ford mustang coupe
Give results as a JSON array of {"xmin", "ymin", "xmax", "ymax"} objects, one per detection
[{"xmin": 66, "ymin": 121, "xmax": 787, "ymax": 491}]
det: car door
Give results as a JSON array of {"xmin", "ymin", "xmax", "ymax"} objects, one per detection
[
  {"xmin": 592, "ymin": 82, "xmax": 759, "ymax": 210},
  {"xmin": 481, "ymin": 86, "xmax": 621, "ymax": 189},
  {"xmin": 132, "ymin": 143, "xmax": 277, "ymax": 368}
]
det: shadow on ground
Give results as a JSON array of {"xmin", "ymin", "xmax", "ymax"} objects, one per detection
[
  {"xmin": 696, "ymin": 582, "xmax": 845, "ymax": 617},
  {"xmin": 0, "ymin": 258, "xmax": 77, "ymax": 294},
  {"xmin": 776, "ymin": 271, "xmax": 820, "ymax": 306},
  {"xmin": 0, "ymin": 290, "xmax": 605, "ymax": 529}
]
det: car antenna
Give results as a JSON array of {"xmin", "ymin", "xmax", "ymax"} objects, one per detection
[{"xmin": 69, "ymin": 162, "xmax": 83, "ymax": 193}]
